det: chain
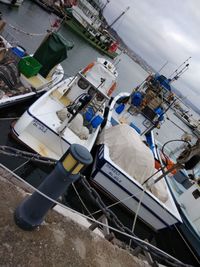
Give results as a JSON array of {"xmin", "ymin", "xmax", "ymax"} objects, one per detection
[
  {"xmin": 79, "ymin": 175, "xmax": 193, "ymax": 267},
  {"xmin": 0, "ymin": 146, "xmax": 56, "ymax": 165}
]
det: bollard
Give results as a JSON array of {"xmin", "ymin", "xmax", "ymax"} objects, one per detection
[{"xmin": 14, "ymin": 144, "xmax": 93, "ymax": 230}]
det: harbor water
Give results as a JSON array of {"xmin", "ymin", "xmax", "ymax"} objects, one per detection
[{"xmin": 0, "ymin": 1, "xmax": 199, "ymax": 266}]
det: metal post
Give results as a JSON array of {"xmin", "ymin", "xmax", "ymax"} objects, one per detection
[{"xmin": 14, "ymin": 144, "xmax": 93, "ymax": 230}]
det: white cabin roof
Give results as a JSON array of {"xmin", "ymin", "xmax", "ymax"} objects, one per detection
[{"xmin": 83, "ymin": 58, "xmax": 118, "ymax": 96}]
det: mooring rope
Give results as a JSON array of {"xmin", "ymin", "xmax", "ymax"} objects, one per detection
[{"xmin": 7, "ymin": 23, "xmax": 48, "ymax": 36}]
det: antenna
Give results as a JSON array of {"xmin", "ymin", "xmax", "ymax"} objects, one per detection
[
  {"xmin": 170, "ymin": 62, "xmax": 190, "ymax": 82},
  {"xmin": 157, "ymin": 61, "xmax": 169, "ymax": 73},
  {"xmin": 169, "ymin": 56, "xmax": 191, "ymax": 79},
  {"xmin": 108, "ymin": 6, "xmax": 130, "ymax": 28},
  {"xmin": 102, "ymin": 0, "xmax": 110, "ymax": 13}
]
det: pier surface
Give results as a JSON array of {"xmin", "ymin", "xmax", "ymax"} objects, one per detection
[{"xmin": 0, "ymin": 165, "xmax": 150, "ymax": 267}]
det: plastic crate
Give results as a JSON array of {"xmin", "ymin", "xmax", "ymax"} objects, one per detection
[
  {"xmin": 11, "ymin": 46, "xmax": 26, "ymax": 58},
  {"xmin": 18, "ymin": 56, "xmax": 42, "ymax": 78}
]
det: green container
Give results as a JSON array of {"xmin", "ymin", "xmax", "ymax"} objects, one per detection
[{"xmin": 18, "ymin": 56, "xmax": 42, "ymax": 78}]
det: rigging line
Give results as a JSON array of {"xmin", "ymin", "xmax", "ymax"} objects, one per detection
[
  {"xmin": 114, "ymin": 12, "xmax": 125, "ymax": 31},
  {"xmin": 89, "ymin": 173, "xmax": 178, "ymax": 230},
  {"xmin": 90, "ymin": 169, "xmax": 164, "ymax": 214},
  {"xmin": 90, "ymin": 189, "xmax": 146, "ymax": 216},
  {"xmin": 129, "ymin": 187, "xmax": 146, "ymax": 248},
  {"xmin": 174, "ymin": 224, "xmax": 200, "ymax": 264},
  {"xmin": 166, "ymin": 115, "xmax": 188, "ymax": 133},
  {"xmin": 9, "ymin": 159, "xmax": 32, "ymax": 177},
  {"xmin": 72, "ymin": 183, "xmax": 95, "ymax": 220},
  {"xmin": 0, "ymin": 167, "xmax": 189, "ymax": 267}
]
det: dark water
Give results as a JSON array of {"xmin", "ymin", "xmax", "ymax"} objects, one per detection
[{"xmin": 0, "ymin": 1, "xmax": 199, "ymax": 266}]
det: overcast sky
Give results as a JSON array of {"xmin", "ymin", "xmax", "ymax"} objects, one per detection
[{"xmin": 102, "ymin": 0, "xmax": 200, "ymax": 108}]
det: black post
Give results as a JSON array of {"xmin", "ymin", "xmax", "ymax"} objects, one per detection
[{"xmin": 14, "ymin": 144, "xmax": 93, "ymax": 230}]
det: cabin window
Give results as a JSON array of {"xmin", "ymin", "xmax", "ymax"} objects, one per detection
[
  {"xmin": 78, "ymin": 78, "xmax": 89, "ymax": 90},
  {"xmin": 96, "ymin": 93, "xmax": 104, "ymax": 102},
  {"xmin": 192, "ymin": 189, "xmax": 200, "ymax": 199},
  {"xmin": 88, "ymin": 87, "xmax": 96, "ymax": 97}
]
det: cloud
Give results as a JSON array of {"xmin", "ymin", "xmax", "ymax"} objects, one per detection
[{"xmin": 103, "ymin": 0, "xmax": 200, "ymax": 108}]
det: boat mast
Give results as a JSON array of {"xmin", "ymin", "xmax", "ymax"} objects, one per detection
[
  {"xmin": 169, "ymin": 56, "xmax": 191, "ymax": 81},
  {"xmin": 108, "ymin": 6, "xmax": 130, "ymax": 28},
  {"xmin": 101, "ymin": 0, "xmax": 110, "ymax": 13}
]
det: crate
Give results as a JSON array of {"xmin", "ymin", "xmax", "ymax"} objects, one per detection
[
  {"xmin": 11, "ymin": 46, "xmax": 26, "ymax": 58},
  {"xmin": 18, "ymin": 56, "xmax": 42, "ymax": 78}
]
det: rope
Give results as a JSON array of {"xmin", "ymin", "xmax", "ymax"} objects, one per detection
[
  {"xmin": 90, "ymin": 189, "xmax": 148, "ymax": 216},
  {"xmin": 7, "ymin": 23, "xmax": 48, "ymax": 37},
  {"xmin": 129, "ymin": 187, "xmax": 145, "ymax": 243},
  {"xmin": 11, "ymin": 159, "xmax": 31, "ymax": 173},
  {"xmin": 78, "ymin": 177, "xmax": 191, "ymax": 267},
  {"xmin": 72, "ymin": 182, "xmax": 95, "ymax": 220},
  {"xmin": 174, "ymin": 224, "xmax": 200, "ymax": 265}
]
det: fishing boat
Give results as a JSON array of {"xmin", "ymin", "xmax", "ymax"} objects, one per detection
[
  {"xmin": 156, "ymin": 141, "xmax": 200, "ymax": 262},
  {"xmin": 11, "ymin": 57, "xmax": 118, "ymax": 160},
  {"xmin": 64, "ymin": 0, "xmax": 123, "ymax": 59},
  {"xmin": 0, "ymin": 32, "xmax": 73, "ymax": 109},
  {"xmin": 173, "ymin": 109, "xmax": 199, "ymax": 131},
  {"xmin": 87, "ymin": 74, "xmax": 182, "ymax": 231}
]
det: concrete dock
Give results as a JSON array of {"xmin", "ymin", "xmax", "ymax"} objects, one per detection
[{"xmin": 0, "ymin": 165, "xmax": 151, "ymax": 267}]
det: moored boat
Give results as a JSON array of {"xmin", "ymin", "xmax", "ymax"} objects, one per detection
[
  {"xmin": 53, "ymin": 0, "xmax": 120, "ymax": 59},
  {"xmin": 0, "ymin": 32, "xmax": 73, "ymax": 108},
  {"xmin": 156, "ymin": 141, "xmax": 200, "ymax": 263},
  {"xmin": 87, "ymin": 74, "xmax": 182, "ymax": 231},
  {"xmin": 173, "ymin": 109, "xmax": 199, "ymax": 131},
  {"xmin": 11, "ymin": 57, "xmax": 118, "ymax": 160}
]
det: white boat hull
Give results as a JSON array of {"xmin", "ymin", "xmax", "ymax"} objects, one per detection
[
  {"xmin": 12, "ymin": 110, "xmax": 70, "ymax": 160},
  {"xmin": 0, "ymin": 64, "xmax": 64, "ymax": 109},
  {"xmin": 12, "ymin": 58, "xmax": 118, "ymax": 160},
  {"xmin": 90, "ymin": 145, "xmax": 182, "ymax": 231}
]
